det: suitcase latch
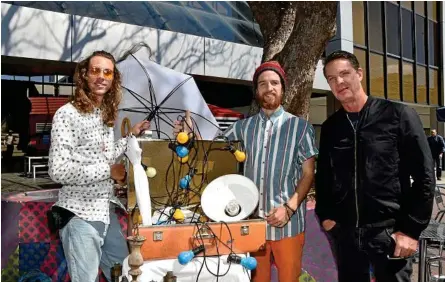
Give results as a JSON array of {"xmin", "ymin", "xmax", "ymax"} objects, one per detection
[
  {"xmin": 241, "ymin": 225, "xmax": 249, "ymax": 236},
  {"xmin": 153, "ymin": 231, "xmax": 163, "ymax": 241},
  {"xmin": 193, "ymin": 225, "xmax": 215, "ymax": 239}
]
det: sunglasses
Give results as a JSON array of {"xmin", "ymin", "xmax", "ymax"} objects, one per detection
[{"xmin": 88, "ymin": 67, "xmax": 114, "ymax": 80}]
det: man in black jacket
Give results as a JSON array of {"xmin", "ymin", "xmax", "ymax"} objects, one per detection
[
  {"xmin": 315, "ymin": 50, "xmax": 435, "ymax": 282},
  {"xmin": 427, "ymin": 129, "xmax": 445, "ymax": 180}
]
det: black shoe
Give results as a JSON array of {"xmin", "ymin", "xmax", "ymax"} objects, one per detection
[{"xmin": 438, "ymin": 178, "xmax": 442, "ymax": 181}]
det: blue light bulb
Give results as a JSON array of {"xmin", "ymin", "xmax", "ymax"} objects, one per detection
[
  {"xmin": 176, "ymin": 146, "xmax": 189, "ymax": 158},
  {"xmin": 179, "ymin": 175, "xmax": 191, "ymax": 189},
  {"xmin": 178, "ymin": 246, "xmax": 204, "ymax": 265},
  {"xmin": 178, "ymin": 250, "xmax": 194, "ymax": 265},
  {"xmin": 241, "ymin": 257, "xmax": 257, "ymax": 270},
  {"xmin": 227, "ymin": 254, "xmax": 257, "ymax": 270}
]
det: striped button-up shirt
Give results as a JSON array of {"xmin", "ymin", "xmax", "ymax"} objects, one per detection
[{"xmin": 224, "ymin": 106, "xmax": 318, "ymax": 241}]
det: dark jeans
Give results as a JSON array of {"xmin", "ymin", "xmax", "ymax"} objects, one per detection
[
  {"xmin": 327, "ymin": 224, "xmax": 413, "ymax": 282},
  {"xmin": 434, "ymin": 155, "xmax": 442, "ymax": 179}
]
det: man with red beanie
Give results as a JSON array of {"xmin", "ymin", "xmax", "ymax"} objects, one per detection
[{"xmin": 174, "ymin": 61, "xmax": 318, "ymax": 281}]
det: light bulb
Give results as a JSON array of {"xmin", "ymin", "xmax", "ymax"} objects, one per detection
[
  {"xmin": 227, "ymin": 254, "xmax": 257, "ymax": 270},
  {"xmin": 233, "ymin": 150, "xmax": 246, "ymax": 162},
  {"xmin": 145, "ymin": 167, "xmax": 157, "ymax": 178},
  {"xmin": 176, "ymin": 146, "xmax": 189, "ymax": 158},
  {"xmin": 178, "ymin": 155, "xmax": 189, "ymax": 163},
  {"xmin": 177, "ymin": 132, "xmax": 189, "ymax": 144},
  {"xmin": 225, "ymin": 200, "xmax": 241, "ymax": 217},
  {"xmin": 240, "ymin": 257, "xmax": 257, "ymax": 270},
  {"xmin": 179, "ymin": 175, "xmax": 192, "ymax": 189},
  {"xmin": 178, "ymin": 245, "xmax": 205, "ymax": 265},
  {"xmin": 173, "ymin": 209, "xmax": 185, "ymax": 222}
]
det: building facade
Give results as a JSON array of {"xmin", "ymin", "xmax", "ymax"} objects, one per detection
[
  {"xmin": 1, "ymin": 1, "xmax": 444, "ymax": 142},
  {"xmin": 323, "ymin": 1, "xmax": 444, "ymax": 135}
]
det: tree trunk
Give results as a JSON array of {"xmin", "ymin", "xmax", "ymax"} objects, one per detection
[{"xmin": 248, "ymin": 2, "xmax": 338, "ymax": 119}]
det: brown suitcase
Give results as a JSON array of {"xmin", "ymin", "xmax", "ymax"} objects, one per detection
[
  {"xmin": 124, "ymin": 138, "xmax": 266, "ymax": 260},
  {"xmin": 138, "ymin": 219, "xmax": 266, "ymax": 260}
]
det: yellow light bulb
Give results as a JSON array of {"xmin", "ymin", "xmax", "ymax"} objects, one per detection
[
  {"xmin": 233, "ymin": 150, "xmax": 246, "ymax": 162},
  {"xmin": 178, "ymin": 155, "xmax": 189, "ymax": 163},
  {"xmin": 173, "ymin": 209, "xmax": 185, "ymax": 222},
  {"xmin": 145, "ymin": 167, "xmax": 157, "ymax": 178},
  {"xmin": 177, "ymin": 132, "xmax": 189, "ymax": 144}
]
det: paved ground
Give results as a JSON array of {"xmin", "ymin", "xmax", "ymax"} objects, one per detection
[{"xmin": 1, "ymin": 170, "xmax": 444, "ymax": 281}]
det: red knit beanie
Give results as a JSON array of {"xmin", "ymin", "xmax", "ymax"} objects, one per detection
[{"xmin": 252, "ymin": 61, "xmax": 287, "ymax": 93}]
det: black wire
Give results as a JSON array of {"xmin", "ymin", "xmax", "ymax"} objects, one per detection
[{"xmin": 194, "ymin": 221, "xmax": 235, "ymax": 281}]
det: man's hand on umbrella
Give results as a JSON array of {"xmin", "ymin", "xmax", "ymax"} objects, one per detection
[
  {"xmin": 131, "ymin": 120, "xmax": 150, "ymax": 136},
  {"xmin": 173, "ymin": 110, "xmax": 194, "ymax": 137}
]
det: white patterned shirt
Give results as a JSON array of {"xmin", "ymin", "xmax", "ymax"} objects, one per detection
[{"xmin": 48, "ymin": 103, "xmax": 127, "ymax": 224}]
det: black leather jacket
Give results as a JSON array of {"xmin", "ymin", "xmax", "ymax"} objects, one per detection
[{"xmin": 315, "ymin": 96, "xmax": 435, "ymax": 240}]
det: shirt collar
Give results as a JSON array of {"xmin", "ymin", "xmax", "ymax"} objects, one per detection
[{"xmin": 259, "ymin": 106, "xmax": 284, "ymax": 123}]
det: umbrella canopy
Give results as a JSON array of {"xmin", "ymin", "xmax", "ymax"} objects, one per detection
[
  {"xmin": 114, "ymin": 46, "xmax": 220, "ymax": 140},
  {"xmin": 437, "ymin": 107, "xmax": 445, "ymax": 122}
]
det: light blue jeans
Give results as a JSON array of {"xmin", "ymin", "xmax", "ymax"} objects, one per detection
[{"xmin": 60, "ymin": 206, "xmax": 129, "ymax": 282}]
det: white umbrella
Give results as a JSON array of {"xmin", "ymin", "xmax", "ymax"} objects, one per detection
[{"xmin": 114, "ymin": 45, "xmax": 220, "ymax": 140}]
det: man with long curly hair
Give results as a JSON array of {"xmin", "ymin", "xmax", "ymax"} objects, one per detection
[{"xmin": 48, "ymin": 50, "xmax": 150, "ymax": 282}]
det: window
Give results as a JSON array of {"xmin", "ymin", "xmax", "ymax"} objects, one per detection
[
  {"xmin": 386, "ymin": 3, "xmax": 400, "ymax": 55},
  {"xmin": 401, "ymin": 1, "xmax": 412, "ymax": 10},
  {"xmin": 370, "ymin": 53, "xmax": 385, "ymax": 98},
  {"xmin": 30, "ymin": 76, "xmax": 43, "ymax": 82},
  {"xmin": 354, "ymin": 48, "xmax": 368, "ymax": 92},
  {"xmin": 353, "ymin": 2, "xmax": 366, "ymax": 46},
  {"xmin": 6, "ymin": 1, "xmax": 263, "ymax": 47},
  {"xmin": 416, "ymin": 15, "xmax": 426, "ymax": 64},
  {"xmin": 1, "ymin": 75, "xmax": 14, "ymax": 80},
  {"xmin": 416, "ymin": 66, "xmax": 427, "ymax": 103},
  {"xmin": 429, "ymin": 69, "xmax": 439, "ymax": 105},
  {"xmin": 428, "ymin": 21, "xmax": 439, "ymax": 66},
  {"xmin": 14, "ymin": 76, "xmax": 30, "ymax": 81},
  {"xmin": 59, "ymin": 85, "xmax": 74, "ymax": 96},
  {"xmin": 43, "ymin": 85, "xmax": 55, "ymax": 95},
  {"xmin": 1, "ymin": 74, "xmax": 74, "ymax": 96},
  {"xmin": 368, "ymin": 2, "xmax": 383, "ymax": 52},
  {"xmin": 387, "ymin": 58, "xmax": 400, "ymax": 101},
  {"xmin": 427, "ymin": 1, "xmax": 437, "ymax": 21},
  {"xmin": 402, "ymin": 9, "xmax": 414, "ymax": 59},
  {"xmin": 414, "ymin": 1, "xmax": 425, "ymax": 16},
  {"xmin": 402, "ymin": 62, "xmax": 415, "ymax": 103}
]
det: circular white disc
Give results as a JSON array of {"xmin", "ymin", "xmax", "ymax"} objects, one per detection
[{"xmin": 201, "ymin": 174, "xmax": 259, "ymax": 222}]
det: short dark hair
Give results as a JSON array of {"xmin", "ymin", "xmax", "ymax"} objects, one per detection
[{"xmin": 323, "ymin": 50, "xmax": 361, "ymax": 77}]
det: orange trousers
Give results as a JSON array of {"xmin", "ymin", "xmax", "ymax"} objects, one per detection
[{"xmin": 251, "ymin": 233, "xmax": 305, "ymax": 282}]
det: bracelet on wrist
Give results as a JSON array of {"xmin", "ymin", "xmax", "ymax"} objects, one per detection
[{"xmin": 283, "ymin": 203, "xmax": 296, "ymax": 215}]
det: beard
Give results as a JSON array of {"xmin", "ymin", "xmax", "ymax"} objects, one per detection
[{"xmin": 257, "ymin": 94, "xmax": 282, "ymax": 110}]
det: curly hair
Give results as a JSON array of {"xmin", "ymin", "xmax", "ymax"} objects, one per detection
[{"xmin": 70, "ymin": 50, "xmax": 122, "ymax": 127}]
